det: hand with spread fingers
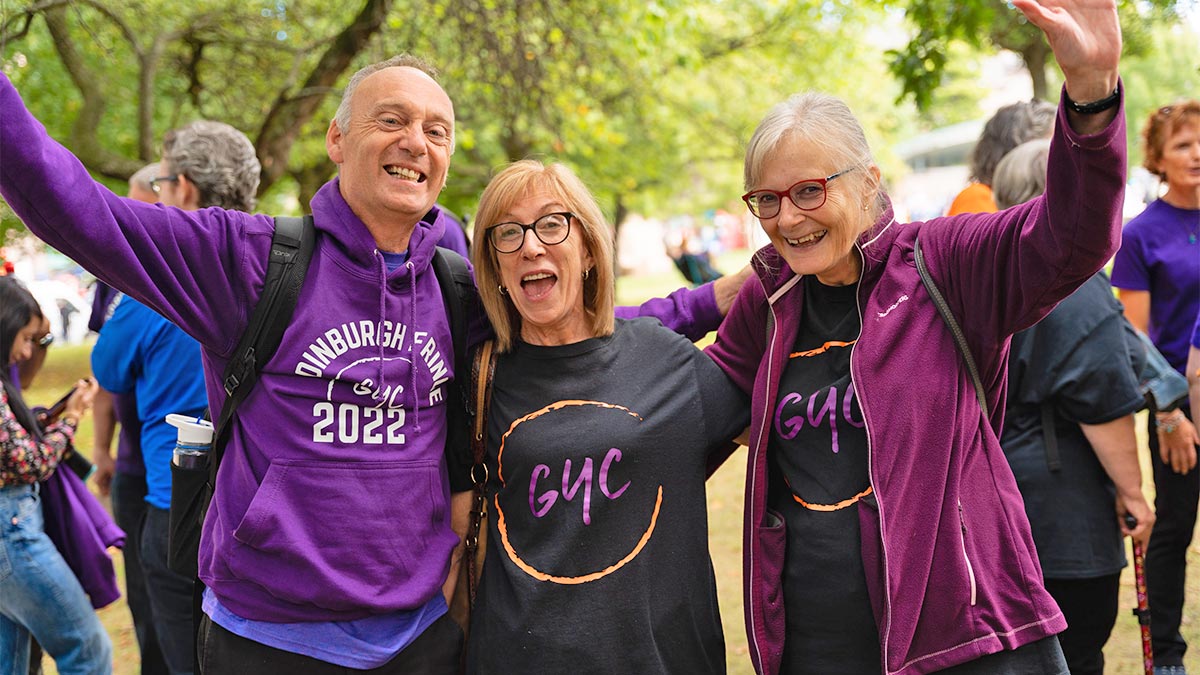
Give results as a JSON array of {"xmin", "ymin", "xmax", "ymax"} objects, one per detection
[{"xmin": 1012, "ymin": 0, "xmax": 1120, "ymax": 98}]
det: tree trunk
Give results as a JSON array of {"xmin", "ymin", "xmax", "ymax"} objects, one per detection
[
  {"xmin": 1021, "ymin": 39, "xmax": 1051, "ymax": 101},
  {"xmin": 255, "ymin": 0, "xmax": 394, "ymax": 196},
  {"xmin": 292, "ymin": 162, "xmax": 335, "ymax": 214},
  {"xmin": 611, "ymin": 195, "xmax": 628, "ymax": 279},
  {"xmin": 42, "ymin": 6, "xmax": 143, "ymax": 179}
]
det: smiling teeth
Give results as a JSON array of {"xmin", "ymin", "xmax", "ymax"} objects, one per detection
[
  {"xmin": 522, "ymin": 273, "xmax": 554, "ymax": 282},
  {"xmin": 786, "ymin": 231, "xmax": 825, "ymax": 245},
  {"xmin": 385, "ymin": 166, "xmax": 420, "ymax": 181}
]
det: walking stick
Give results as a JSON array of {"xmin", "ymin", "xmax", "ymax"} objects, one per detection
[{"xmin": 1125, "ymin": 514, "xmax": 1153, "ymax": 675}]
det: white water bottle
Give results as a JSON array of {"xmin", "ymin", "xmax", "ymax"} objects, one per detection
[{"xmin": 167, "ymin": 414, "xmax": 214, "ymax": 470}]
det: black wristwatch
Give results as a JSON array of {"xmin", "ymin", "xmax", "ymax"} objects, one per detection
[{"xmin": 1066, "ymin": 87, "xmax": 1120, "ymax": 115}]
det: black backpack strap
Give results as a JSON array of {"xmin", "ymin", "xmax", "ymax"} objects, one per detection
[
  {"xmin": 914, "ymin": 232, "xmax": 990, "ymax": 421},
  {"xmin": 431, "ymin": 247, "xmax": 477, "ymax": 489},
  {"xmin": 209, "ymin": 215, "xmax": 316, "ymax": 485}
]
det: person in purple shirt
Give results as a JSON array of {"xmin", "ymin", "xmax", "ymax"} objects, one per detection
[
  {"xmin": 89, "ymin": 162, "xmax": 167, "ymax": 675},
  {"xmin": 1111, "ymin": 98, "xmax": 1200, "ymax": 675},
  {"xmin": 704, "ymin": 2, "xmax": 1125, "ymax": 673},
  {"xmin": 0, "ymin": 53, "xmax": 743, "ymax": 672}
]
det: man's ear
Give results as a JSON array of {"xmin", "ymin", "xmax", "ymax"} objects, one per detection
[
  {"xmin": 326, "ymin": 119, "xmax": 344, "ymax": 165},
  {"xmin": 177, "ymin": 174, "xmax": 202, "ymax": 210}
]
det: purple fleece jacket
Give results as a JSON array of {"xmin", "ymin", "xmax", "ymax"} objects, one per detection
[
  {"xmin": 704, "ymin": 90, "xmax": 1126, "ymax": 675},
  {"xmin": 0, "ymin": 73, "xmax": 720, "ymax": 623}
]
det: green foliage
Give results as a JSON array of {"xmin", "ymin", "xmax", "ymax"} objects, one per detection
[
  {"xmin": 888, "ymin": 0, "xmax": 1190, "ymax": 109},
  {"xmin": 1, "ymin": 0, "xmax": 1194, "ymax": 248},
  {"xmin": 1120, "ymin": 21, "xmax": 1200, "ymax": 170}
]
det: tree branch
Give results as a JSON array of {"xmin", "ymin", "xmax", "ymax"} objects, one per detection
[
  {"xmin": 42, "ymin": 5, "xmax": 142, "ymax": 179},
  {"xmin": 254, "ymin": 0, "xmax": 395, "ymax": 194}
]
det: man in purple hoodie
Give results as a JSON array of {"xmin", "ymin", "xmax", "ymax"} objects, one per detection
[{"xmin": 0, "ymin": 55, "xmax": 734, "ymax": 672}]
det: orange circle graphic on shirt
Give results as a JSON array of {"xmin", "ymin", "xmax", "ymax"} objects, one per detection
[{"xmin": 495, "ymin": 399, "xmax": 663, "ymax": 585}]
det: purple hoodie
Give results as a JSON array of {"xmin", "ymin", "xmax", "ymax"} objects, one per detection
[
  {"xmin": 0, "ymin": 73, "xmax": 720, "ymax": 624},
  {"xmin": 704, "ymin": 90, "xmax": 1126, "ymax": 675}
]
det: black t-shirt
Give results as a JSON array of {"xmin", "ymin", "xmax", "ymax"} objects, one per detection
[
  {"xmin": 768, "ymin": 279, "xmax": 880, "ymax": 673},
  {"xmin": 467, "ymin": 318, "xmax": 748, "ymax": 675},
  {"xmin": 1002, "ymin": 273, "xmax": 1146, "ymax": 578}
]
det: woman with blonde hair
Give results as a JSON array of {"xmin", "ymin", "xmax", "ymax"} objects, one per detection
[{"xmin": 465, "ymin": 159, "xmax": 747, "ymax": 674}]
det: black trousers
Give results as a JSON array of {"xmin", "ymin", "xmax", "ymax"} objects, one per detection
[
  {"xmin": 1145, "ymin": 408, "xmax": 1199, "ymax": 667},
  {"xmin": 197, "ymin": 611, "xmax": 462, "ymax": 674},
  {"xmin": 1043, "ymin": 574, "xmax": 1120, "ymax": 675},
  {"xmin": 113, "ymin": 471, "xmax": 169, "ymax": 675},
  {"xmin": 142, "ymin": 506, "xmax": 201, "ymax": 675}
]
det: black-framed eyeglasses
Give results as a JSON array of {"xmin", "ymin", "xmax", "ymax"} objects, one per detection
[
  {"xmin": 741, "ymin": 168, "xmax": 856, "ymax": 219},
  {"xmin": 37, "ymin": 332, "xmax": 54, "ymax": 348},
  {"xmin": 149, "ymin": 174, "xmax": 180, "ymax": 194},
  {"xmin": 487, "ymin": 212, "xmax": 574, "ymax": 254}
]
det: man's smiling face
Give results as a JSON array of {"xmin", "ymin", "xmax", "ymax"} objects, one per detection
[{"xmin": 326, "ymin": 66, "xmax": 455, "ymax": 231}]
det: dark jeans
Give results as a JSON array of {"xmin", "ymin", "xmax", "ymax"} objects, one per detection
[
  {"xmin": 141, "ymin": 505, "xmax": 198, "ymax": 675},
  {"xmin": 112, "ymin": 472, "xmax": 168, "ymax": 675},
  {"xmin": 1146, "ymin": 408, "xmax": 1199, "ymax": 667},
  {"xmin": 1043, "ymin": 574, "xmax": 1120, "ymax": 675},
  {"xmin": 198, "ymin": 611, "xmax": 462, "ymax": 674}
]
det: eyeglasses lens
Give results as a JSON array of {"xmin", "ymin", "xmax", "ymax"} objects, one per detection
[
  {"xmin": 491, "ymin": 213, "xmax": 571, "ymax": 253},
  {"xmin": 748, "ymin": 181, "xmax": 826, "ymax": 218}
]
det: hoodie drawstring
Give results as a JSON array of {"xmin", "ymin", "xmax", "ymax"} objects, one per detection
[
  {"xmin": 407, "ymin": 259, "xmax": 420, "ymax": 435},
  {"xmin": 374, "ymin": 251, "xmax": 388, "ymax": 409}
]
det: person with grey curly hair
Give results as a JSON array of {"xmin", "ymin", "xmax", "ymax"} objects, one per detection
[
  {"xmin": 154, "ymin": 120, "xmax": 261, "ymax": 212},
  {"xmin": 947, "ymin": 98, "xmax": 1058, "ymax": 215}
]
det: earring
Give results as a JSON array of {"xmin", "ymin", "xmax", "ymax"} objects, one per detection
[
  {"xmin": 582, "ymin": 268, "xmax": 590, "ymax": 281},
  {"xmin": 498, "ymin": 285, "xmax": 508, "ymax": 296},
  {"xmin": 862, "ymin": 203, "xmax": 870, "ymax": 211}
]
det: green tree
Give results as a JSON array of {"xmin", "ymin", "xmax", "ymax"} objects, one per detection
[
  {"xmin": 1, "ymin": 0, "xmax": 391, "ymax": 204},
  {"xmin": 886, "ymin": 0, "xmax": 1187, "ymax": 108}
]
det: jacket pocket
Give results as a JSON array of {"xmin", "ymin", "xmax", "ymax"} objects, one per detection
[
  {"xmin": 957, "ymin": 499, "xmax": 978, "ymax": 607},
  {"xmin": 228, "ymin": 458, "xmax": 456, "ymax": 613},
  {"xmin": 755, "ymin": 507, "xmax": 787, "ymax": 672},
  {"xmin": 0, "ymin": 489, "xmax": 43, "ymax": 583}
]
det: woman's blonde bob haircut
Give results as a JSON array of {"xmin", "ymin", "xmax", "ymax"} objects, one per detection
[{"xmin": 471, "ymin": 159, "xmax": 615, "ymax": 352}]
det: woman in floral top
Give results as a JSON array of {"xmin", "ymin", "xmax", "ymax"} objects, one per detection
[{"xmin": 0, "ymin": 276, "xmax": 110, "ymax": 674}]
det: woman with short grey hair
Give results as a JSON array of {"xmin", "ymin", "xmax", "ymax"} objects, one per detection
[
  {"xmin": 947, "ymin": 99, "xmax": 1057, "ymax": 215},
  {"xmin": 157, "ymin": 120, "xmax": 261, "ymax": 211},
  {"xmin": 706, "ymin": 1, "xmax": 1128, "ymax": 672},
  {"xmin": 991, "ymin": 139, "xmax": 1051, "ymax": 210}
]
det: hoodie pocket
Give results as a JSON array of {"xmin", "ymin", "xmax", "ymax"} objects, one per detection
[{"xmin": 229, "ymin": 457, "xmax": 456, "ymax": 613}]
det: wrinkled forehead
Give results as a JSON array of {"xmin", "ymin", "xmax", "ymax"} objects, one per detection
[{"xmin": 355, "ymin": 66, "xmax": 455, "ymax": 124}]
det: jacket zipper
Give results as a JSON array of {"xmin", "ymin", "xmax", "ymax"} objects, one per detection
[
  {"xmin": 748, "ymin": 288, "xmax": 780, "ymax": 673},
  {"xmin": 848, "ymin": 242, "xmax": 894, "ymax": 668},
  {"xmin": 957, "ymin": 500, "xmax": 978, "ymax": 606}
]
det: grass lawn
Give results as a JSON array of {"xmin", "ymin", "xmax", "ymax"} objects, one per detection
[{"xmin": 25, "ymin": 249, "xmax": 1198, "ymax": 674}]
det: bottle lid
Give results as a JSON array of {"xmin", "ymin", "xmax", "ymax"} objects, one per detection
[{"xmin": 166, "ymin": 414, "xmax": 215, "ymax": 445}]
